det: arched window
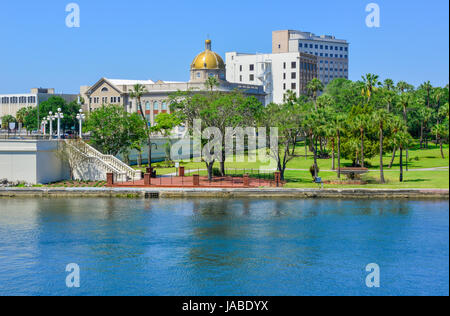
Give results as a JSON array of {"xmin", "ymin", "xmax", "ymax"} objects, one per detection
[
  {"xmin": 101, "ymin": 87, "xmax": 109, "ymax": 92},
  {"xmin": 161, "ymin": 101, "xmax": 167, "ymax": 110},
  {"xmin": 145, "ymin": 102, "xmax": 150, "ymax": 110},
  {"xmin": 153, "ymin": 101, "xmax": 159, "ymax": 110}
]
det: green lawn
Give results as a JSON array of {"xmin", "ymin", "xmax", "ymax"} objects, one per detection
[{"xmin": 132, "ymin": 141, "xmax": 449, "ymax": 189}]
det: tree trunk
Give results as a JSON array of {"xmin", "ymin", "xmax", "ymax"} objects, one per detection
[
  {"xmin": 389, "ymin": 146, "xmax": 397, "ymax": 169},
  {"xmin": 332, "ymin": 139, "xmax": 335, "ymax": 171},
  {"xmin": 220, "ymin": 148, "xmax": 226, "ymax": 176},
  {"xmin": 206, "ymin": 162, "xmax": 214, "ymax": 181},
  {"xmin": 379, "ymin": 126, "xmax": 385, "ymax": 184},
  {"xmin": 420, "ymin": 123, "xmax": 424, "ymax": 148},
  {"xmin": 440, "ymin": 139, "xmax": 445, "ymax": 159},
  {"xmin": 360, "ymin": 130, "xmax": 365, "ymax": 168},
  {"xmin": 310, "ymin": 134, "xmax": 319, "ymax": 178},
  {"xmin": 399, "ymin": 147, "xmax": 403, "ymax": 182},
  {"xmin": 337, "ymin": 132, "xmax": 341, "ymax": 179},
  {"xmin": 147, "ymin": 136, "xmax": 152, "ymax": 167}
]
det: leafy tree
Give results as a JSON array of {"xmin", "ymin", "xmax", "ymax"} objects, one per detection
[
  {"xmin": 1, "ymin": 115, "xmax": 16, "ymax": 129},
  {"xmin": 85, "ymin": 104, "xmax": 147, "ymax": 156}
]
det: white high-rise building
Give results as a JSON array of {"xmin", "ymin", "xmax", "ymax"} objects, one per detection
[
  {"xmin": 226, "ymin": 52, "xmax": 317, "ymax": 105},
  {"xmin": 272, "ymin": 30, "xmax": 349, "ymax": 86}
]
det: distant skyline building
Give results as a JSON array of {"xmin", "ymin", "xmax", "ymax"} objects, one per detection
[
  {"xmin": 0, "ymin": 88, "xmax": 77, "ymax": 118},
  {"xmin": 226, "ymin": 30, "xmax": 349, "ymax": 104},
  {"xmin": 273, "ymin": 30, "xmax": 349, "ymax": 86}
]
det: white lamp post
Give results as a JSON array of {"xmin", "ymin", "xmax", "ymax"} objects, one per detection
[
  {"xmin": 48, "ymin": 112, "xmax": 55, "ymax": 139},
  {"xmin": 76, "ymin": 109, "xmax": 86, "ymax": 139},
  {"xmin": 55, "ymin": 108, "xmax": 64, "ymax": 139},
  {"xmin": 42, "ymin": 119, "xmax": 48, "ymax": 136}
]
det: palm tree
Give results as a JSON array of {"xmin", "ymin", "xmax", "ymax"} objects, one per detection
[
  {"xmin": 432, "ymin": 124, "xmax": 448, "ymax": 159},
  {"xmin": 418, "ymin": 106, "xmax": 433, "ymax": 149},
  {"xmin": 129, "ymin": 84, "xmax": 152, "ymax": 167},
  {"xmin": 353, "ymin": 114, "xmax": 369, "ymax": 167},
  {"xmin": 395, "ymin": 132, "xmax": 411, "ymax": 182},
  {"xmin": 324, "ymin": 122, "xmax": 337, "ymax": 170},
  {"xmin": 419, "ymin": 81, "xmax": 433, "ymax": 108},
  {"xmin": 373, "ymin": 109, "xmax": 390, "ymax": 183},
  {"xmin": 334, "ymin": 114, "xmax": 346, "ymax": 178},
  {"xmin": 383, "ymin": 78, "xmax": 395, "ymax": 91},
  {"xmin": 361, "ymin": 73, "xmax": 380, "ymax": 103},
  {"xmin": 396, "ymin": 81, "xmax": 413, "ymax": 94},
  {"xmin": 306, "ymin": 78, "xmax": 324, "ymax": 111},
  {"xmin": 388, "ymin": 117, "xmax": 407, "ymax": 169}
]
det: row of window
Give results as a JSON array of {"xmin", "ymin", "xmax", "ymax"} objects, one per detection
[
  {"xmin": 320, "ymin": 74, "xmax": 348, "ymax": 80},
  {"xmin": 144, "ymin": 101, "xmax": 168, "ymax": 111},
  {"xmin": 0, "ymin": 96, "xmax": 36, "ymax": 104},
  {"xmin": 299, "ymin": 43, "xmax": 348, "ymax": 52},
  {"xmin": 319, "ymin": 68, "xmax": 348, "ymax": 72},
  {"xmin": 90, "ymin": 96, "xmax": 122, "ymax": 104},
  {"xmin": 283, "ymin": 83, "xmax": 297, "ymax": 90}
]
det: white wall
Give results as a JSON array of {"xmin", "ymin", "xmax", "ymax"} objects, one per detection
[{"xmin": 0, "ymin": 140, "xmax": 70, "ymax": 184}]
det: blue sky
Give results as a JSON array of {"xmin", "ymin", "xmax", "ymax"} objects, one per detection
[{"xmin": 0, "ymin": 0, "xmax": 448, "ymax": 94}]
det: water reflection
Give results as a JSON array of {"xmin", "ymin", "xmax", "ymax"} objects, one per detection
[{"xmin": 0, "ymin": 198, "xmax": 448, "ymax": 296}]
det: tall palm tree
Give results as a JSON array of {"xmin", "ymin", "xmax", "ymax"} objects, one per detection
[
  {"xmin": 418, "ymin": 106, "xmax": 433, "ymax": 149},
  {"xmin": 399, "ymin": 93, "xmax": 412, "ymax": 168},
  {"xmin": 388, "ymin": 117, "xmax": 407, "ymax": 168},
  {"xmin": 383, "ymin": 78, "xmax": 395, "ymax": 91},
  {"xmin": 353, "ymin": 114, "xmax": 369, "ymax": 167},
  {"xmin": 306, "ymin": 78, "xmax": 324, "ymax": 111},
  {"xmin": 129, "ymin": 84, "xmax": 152, "ymax": 167},
  {"xmin": 373, "ymin": 109, "xmax": 390, "ymax": 183},
  {"xmin": 395, "ymin": 132, "xmax": 411, "ymax": 183},
  {"xmin": 432, "ymin": 124, "xmax": 448, "ymax": 159},
  {"xmin": 361, "ymin": 73, "xmax": 380, "ymax": 103},
  {"xmin": 334, "ymin": 114, "xmax": 346, "ymax": 179},
  {"xmin": 396, "ymin": 81, "xmax": 413, "ymax": 94},
  {"xmin": 419, "ymin": 81, "xmax": 433, "ymax": 108}
]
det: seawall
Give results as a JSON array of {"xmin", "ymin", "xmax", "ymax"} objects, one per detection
[{"xmin": 0, "ymin": 187, "xmax": 448, "ymax": 199}]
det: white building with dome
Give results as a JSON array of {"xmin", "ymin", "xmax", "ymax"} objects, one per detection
[{"xmin": 80, "ymin": 39, "xmax": 266, "ymax": 129}]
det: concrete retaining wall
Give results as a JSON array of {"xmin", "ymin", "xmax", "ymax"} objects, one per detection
[{"xmin": 0, "ymin": 187, "xmax": 448, "ymax": 199}]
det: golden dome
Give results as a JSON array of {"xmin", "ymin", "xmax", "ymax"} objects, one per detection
[{"xmin": 191, "ymin": 39, "xmax": 225, "ymax": 70}]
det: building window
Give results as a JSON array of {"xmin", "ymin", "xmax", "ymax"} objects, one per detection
[
  {"xmin": 101, "ymin": 87, "xmax": 109, "ymax": 92},
  {"xmin": 283, "ymin": 73, "xmax": 286, "ymax": 80},
  {"xmin": 291, "ymin": 62, "xmax": 296, "ymax": 69},
  {"xmin": 239, "ymin": 65, "xmax": 242, "ymax": 72},
  {"xmin": 118, "ymin": 97, "xmax": 121, "ymax": 103},
  {"xmin": 283, "ymin": 62, "xmax": 286, "ymax": 69},
  {"xmin": 249, "ymin": 74, "xmax": 254, "ymax": 81},
  {"xmin": 320, "ymin": 45, "xmax": 323, "ymax": 49},
  {"xmin": 161, "ymin": 102, "xmax": 167, "ymax": 110},
  {"xmin": 249, "ymin": 64, "xmax": 254, "ymax": 71},
  {"xmin": 291, "ymin": 83, "xmax": 296, "ymax": 90},
  {"xmin": 299, "ymin": 43, "xmax": 303, "ymax": 48},
  {"xmin": 291, "ymin": 72, "xmax": 296, "ymax": 79},
  {"xmin": 239, "ymin": 75, "xmax": 242, "ymax": 82},
  {"xmin": 153, "ymin": 101, "xmax": 159, "ymax": 110},
  {"xmin": 283, "ymin": 83, "xmax": 286, "ymax": 90},
  {"xmin": 145, "ymin": 102, "xmax": 150, "ymax": 110},
  {"xmin": 196, "ymin": 72, "xmax": 201, "ymax": 78}
]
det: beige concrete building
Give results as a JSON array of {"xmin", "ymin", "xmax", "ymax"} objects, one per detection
[
  {"xmin": 81, "ymin": 39, "xmax": 265, "ymax": 128},
  {"xmin": 0, "ymin": 88, "xmax": 77, "ymax": 118},
  {"xmin": 273, "ymin": 30, "xmax": 349, "ymax": 85}
]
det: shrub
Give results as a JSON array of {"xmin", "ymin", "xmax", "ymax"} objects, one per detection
[{"xmin": 309, "ymin": 165, "xmax": 320, "ymax": 179}]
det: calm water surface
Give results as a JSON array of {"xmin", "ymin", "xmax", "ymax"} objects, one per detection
[{"xmin": 0, "ymin": 198, "xmax": 448, "ymax": 296}]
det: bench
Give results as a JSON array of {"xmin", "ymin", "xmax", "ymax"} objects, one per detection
[{"xmin": 338, "ymin": 168, "xmax": 369, "ymax": 180}]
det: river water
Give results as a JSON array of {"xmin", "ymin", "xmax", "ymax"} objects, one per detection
[{"xmin": 0, "ymin": 198, "xmax": 448, "ymax": 296}]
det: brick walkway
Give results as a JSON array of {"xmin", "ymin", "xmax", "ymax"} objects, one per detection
[{"xmin": 111, "ymin": 176, "xmax": 281, "ymax": 188}]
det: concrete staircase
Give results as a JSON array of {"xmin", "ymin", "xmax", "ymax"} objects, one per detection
[{"xmin": 64, "ymin": 140, "xmax": 142, "ymax": 182}]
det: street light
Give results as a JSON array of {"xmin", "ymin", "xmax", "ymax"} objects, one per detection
[
  {"xmin": 41, "ymin": 119, "xmax": 48, "ymax": 136},
  {"xmin": 76, "ymin": 109, "xmax": 86, "ymax": 139},
  {"xmin": 48, "ymin": 112, "xmax": 55, "ymax": 140},
  {"xmin": 55, "ymin": 108, "xmax": 64, "ymax": 139}
]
